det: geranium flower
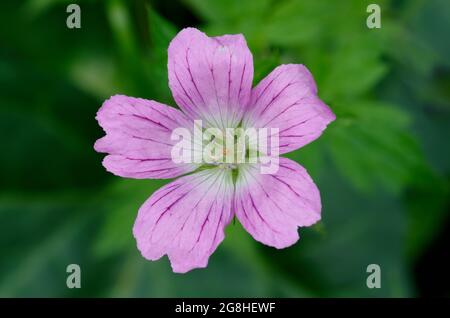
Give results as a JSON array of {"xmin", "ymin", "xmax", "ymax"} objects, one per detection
[{"xmin": 94, "ymin": 28, "xmax": 335, "ymax": 273}]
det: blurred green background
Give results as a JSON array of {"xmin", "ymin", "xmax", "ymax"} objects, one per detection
[{"xmin": 1, "ymin": 0, "xmax": 449, "ymax": 297}]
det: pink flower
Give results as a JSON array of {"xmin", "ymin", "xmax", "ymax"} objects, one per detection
[{"xmin": 94, "ymin": 28, "xmax": 335, "ymax": 273}]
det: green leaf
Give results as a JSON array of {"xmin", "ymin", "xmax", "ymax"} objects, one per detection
[
  {"xmin": 0, "ymin": 192, "xmax": 101, "ymax": 297},
  {"xmin": 184, "ymin": 0, "xmax": 270, "ymax": 23},
  {"xmin": 144, "ymin": 6, "xmax": 178, "ymax": 103},
  {"xmin": 328, "ymin": 101, "xmax": 427, "ymax": 193},
  {"xmin": 93, "ymin": 179, "xmax": 169, "ymax": 258}
]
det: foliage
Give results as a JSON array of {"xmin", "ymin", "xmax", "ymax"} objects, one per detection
[{"xmin": 0, "ymin": 0, "xmax": 449, "ymax": 297}]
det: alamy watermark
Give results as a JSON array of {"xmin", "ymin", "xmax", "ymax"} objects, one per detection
[
  {"xmin": 66, "ymin": 264, "xmax": 81, "ymax": 289},
  {"xmin": 170, "ymin": 120, "xmax": 280, "ymax": 174},
  {"xmin": 366, "ymin": 4, "xmax": 381, "ymax": 29},
  {"xmin": 366, "ymin": 264, "xmax": 381, "ymax": 289},
  {"xmin": 66, "ymin": 4, "xmax": 81, "ymax": 29}
]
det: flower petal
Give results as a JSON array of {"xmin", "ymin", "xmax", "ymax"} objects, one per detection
[
  {"xmin": 94, "ymin": 95, "xmax": 197, "ymax": 179},
  {"xmin": 168, "ymin": 28, "xmax": 253, "ymax": 129},
  {"xmin": 243, "ymin": 64, "xmax": 335, "ymax": 154},
  {"xmin": 133, "ymin": 168, "xmax": 234, "ymax": 273},
  {"xmin": 234, "ymin": 158, "xmax": 321, "ymax": 248}
]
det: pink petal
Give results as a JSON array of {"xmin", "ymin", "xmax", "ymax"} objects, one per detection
[
  {"xmin": 234, "ymin": 158, "xmax": 321, "ymax": 249},
  {"xmin": 94, "ymin": 95, "xmax": 197, "ymax": 179},
  {"xmin": 168, "ymin": 28, "xmax": 253, "ymax": 129},
  {"xmin": 133, "ymin": 168, "xmax": 234, "ymax": 273},
  {"xmin": 243, "ymin": 64, "xmax": 335, "ymax": 154}
]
